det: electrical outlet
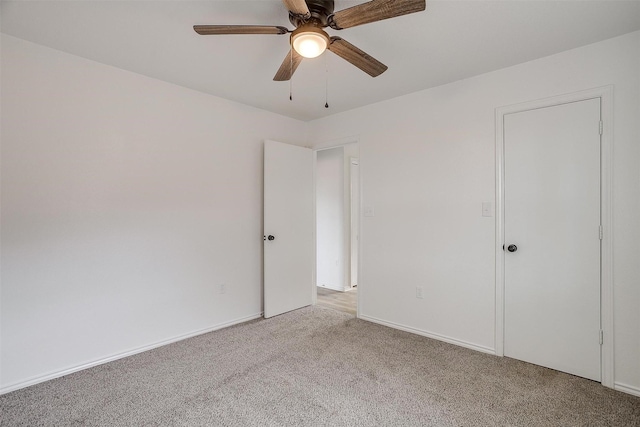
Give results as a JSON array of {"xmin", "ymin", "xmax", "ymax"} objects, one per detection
[
  {"xmin": 416, "ymin": 286, "xmax": 424, "ymax": 299},
  {"xmin": 219, "ymin": 283, "xmax": 227, "ymax": 294}
]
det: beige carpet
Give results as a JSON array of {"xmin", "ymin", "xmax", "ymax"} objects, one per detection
[{"xmin": 1, "ymin": 306, "xmax": 639, "ymax": 426}]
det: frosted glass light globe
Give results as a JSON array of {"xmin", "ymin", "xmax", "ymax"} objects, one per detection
[
  {"xmin": 293, "ymin": 33, "xmax": 328, "ymax": 58},
  {"xmin": 291, "ymin": 27, "xmax": 330, "ymax": 59}
]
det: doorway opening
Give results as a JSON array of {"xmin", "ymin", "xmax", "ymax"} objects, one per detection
[{"xmin": 314, "ymin": 143, "xmax": 359, "ymax": 316}]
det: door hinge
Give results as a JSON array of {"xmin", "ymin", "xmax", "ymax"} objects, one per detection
[
  {"xmin": 599, "ymin": 330, "xmax": 604, "ymax": 345},
  {"xmin": 599, "ymin": 120, "xmax": 603, "ymax": 135},
  {"xmin": 599, "ymin": 225, "xmax": 603, "ymax": 240}
]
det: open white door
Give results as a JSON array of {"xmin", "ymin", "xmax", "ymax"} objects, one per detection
[{"xmin": 264, "ymin": 140, "xmax": 313, "ymax": 318}]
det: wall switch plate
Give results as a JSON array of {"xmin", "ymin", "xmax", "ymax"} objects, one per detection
[
  {"xmin": 364, "ymin": 206, "xmax": 375, "ymax": 217},
  {"xmin": 416, "ymin": 286, "xmax": 424, "ymax": 299},
  {"xmin": 482, "ymin": 202, "xmax": 493, "ymax": 217},
  {"xmin": 219, "ymin": 283, "xmax": 226, "ymax": 294}
]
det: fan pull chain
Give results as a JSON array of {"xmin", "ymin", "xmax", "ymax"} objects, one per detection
[
  {"xmin": 289, "ymin": 44, "xmax": 293, "ymax": 101},
  {"xmin": 324, "ymin": 53, "xmax": 329, "ymax": 108}
]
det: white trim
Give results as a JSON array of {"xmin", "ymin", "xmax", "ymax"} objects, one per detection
[
  {"xmin": 0, "ymin": 312, "xmax": 263, "ymax": 395},
  {"xmin": 356, "ymin": 150, "xmax": 363, "ymax": 319},
  {"xmin": 349, "ymin": 157, "xmax": 359, "ymax": 289},
  {"xmin": 312, "ymin": 149, "xmax": 318, "ymax": 306},
  {"xmin": 599, "ymin": 87, "xmax": 615, "ymax": 389},
  {"xmin": 317, "ymin": 284, "xmax": 349, "ymax": 292},
  {"xmin": 360, "ymin": 315, "xmax": 495, "ymax": 355},
  {"xmin": 313, "ymin": 135, "xmax": 361, "ymax": 152},
  {"xmin": 494, "ymin": 86, "xmax": 614, "ymax": 388},
  {"xmin": 495, "ymin": 103, "xmax": 506, "ymax": 357},
  {"xmin": 614, "ymin": 382, "xmax": 640, "ymax": 398}
]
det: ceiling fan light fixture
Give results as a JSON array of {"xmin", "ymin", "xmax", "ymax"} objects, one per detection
[{"xmin": 291, "ymin": 26, "xmax": 330, "ymax": 59}]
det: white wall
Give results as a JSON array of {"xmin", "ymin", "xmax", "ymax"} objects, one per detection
[
  {"xmin": 308, "ymin": 31, "xmax": 640, "ymax": 394},
  {"xmin": 0, "ymin": 35, "xmax": 308, "ymax": 391},
  {"xmin": 2, "ymin": 30, "xmax": 638, "ymax": 397},
  {"xmin": 316, "ymin": 147, "xmax": 345, "ymax": 290}
]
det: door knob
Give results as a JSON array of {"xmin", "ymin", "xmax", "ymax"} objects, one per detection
[
  {"xmin": 507, "ymin": 244, "xmax": 518, "ymax": 252},
  {"xmin": 267, "ymin": 235, "xmax": 275, "ymax": 241}
]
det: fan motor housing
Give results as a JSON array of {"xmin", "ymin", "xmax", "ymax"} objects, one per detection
[{"xmin": 289, "ymin": 0, "xmax": 335, "ymax": 28}]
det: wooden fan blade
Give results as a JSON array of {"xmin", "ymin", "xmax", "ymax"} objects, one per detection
[
  {"xmin": 274, "ymin": 49, "xmax": 304, "ymax": 81},
  {"xmin": 329, "ymin": 0, "xmax": 425, "ymax": 30},
  {"xmin": 193, "ymin": 25, "xmax": 289, "ymax": 35},
  {"xmin": 282, "ymin": 0, "xmax": 310, "ymax": 16},
  {"xmin": 328, "ymin": 37, "xmax": 388, "ymax": 77}
]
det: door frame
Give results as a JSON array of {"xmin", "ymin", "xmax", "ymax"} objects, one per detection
[
  {"xmin": 312, "ymin": 137, "xmax": 362, "ymax": 318},
  {"xmin": 350, "ymin": 157, "xmax": 360, "ymax": 288},
  {"xmin": 494, "ymin": 86, "xmax": 614, "ymax": 388}
]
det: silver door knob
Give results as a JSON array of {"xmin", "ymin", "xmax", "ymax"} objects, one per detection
[{"xmin": 507, "ymin": 244, "xmax": 518, "ymax": 252}]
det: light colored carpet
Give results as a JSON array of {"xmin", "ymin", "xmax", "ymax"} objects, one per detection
[{"xmin": 1, "ymin": 306, "xmax": 639, "ymax": 426}]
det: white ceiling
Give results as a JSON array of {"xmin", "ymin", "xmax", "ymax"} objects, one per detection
[{"xmin": 2, "ymin": 1, "xmax": 640, "ymax": 121}]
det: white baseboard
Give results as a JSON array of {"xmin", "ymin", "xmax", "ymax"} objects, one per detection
[
  {"xmin": 317, "ymin": 284, "xmax": 348, "ymax": 292},
  {"xmin": 614, "ymin": 382, "xmax": 640, "ymax": 397},
  {"xmin": 0, "ymin": 312, "xmax": 263, "ymax": 395},
  {"xmin": 359, "ymin": 314, "xmax": 495, "ymax": 355}
]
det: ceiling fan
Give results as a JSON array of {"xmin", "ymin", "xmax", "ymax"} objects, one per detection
[{"xmin": 194, "ymin": 0, "xmax": 426, "ymax": 81}]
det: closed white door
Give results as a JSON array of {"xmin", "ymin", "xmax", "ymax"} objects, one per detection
[
  {"xmin": 504, "ymin": 98, "xmax": 601, "ymax": 381},
  {"xmin": 264, "ymin": 140, "xmax": 313, "ymax": 318}
]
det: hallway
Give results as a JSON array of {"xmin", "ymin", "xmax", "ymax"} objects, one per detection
[{"xmin": 316, "ymin": 287, "xmax": 357, "ymax": 316}]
